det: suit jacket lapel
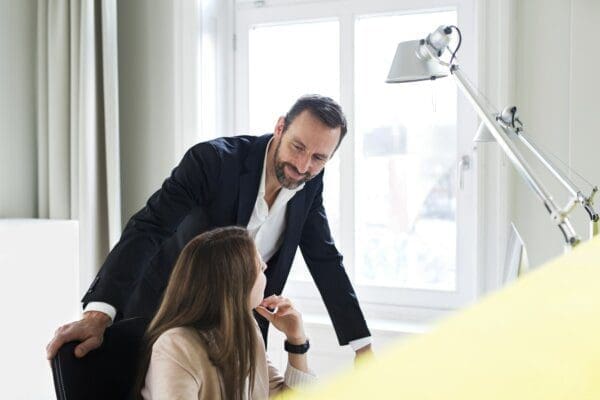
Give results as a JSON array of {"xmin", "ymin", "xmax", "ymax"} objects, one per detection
[
  {"xmin": 236, "ymin": 134, "xmax": 272, "ymax": 226},
  {"xmin": 282, "ymin": 190, "xmax": 305, "ymax": 251}
]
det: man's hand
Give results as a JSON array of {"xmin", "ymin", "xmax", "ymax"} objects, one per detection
[
  {"xmin": 46, "ymin": 311, "xmax": 112, "ymax": 360},
  {"xmin": 355, "ymin": 344, "xmax": 374, "ymax": 364}
]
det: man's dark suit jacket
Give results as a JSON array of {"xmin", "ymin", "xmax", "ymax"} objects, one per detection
[{"xmin": 82, "ymin": 134, "xmax": 370, "ymax": 345}]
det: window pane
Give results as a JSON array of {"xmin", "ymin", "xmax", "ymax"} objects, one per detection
[
  {"xmin": 248, "ymin": 20, "xmax": 341, "ymax": 281},
  {"xmin": 248, "ymin": 20, "xmax": 340, "ymax": 133},
  {"xmin": 355, "ymin": 11, "xmax": 457, "ymax": 290}
]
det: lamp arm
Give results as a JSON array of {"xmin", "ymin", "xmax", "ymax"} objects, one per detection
[
  {"xmin": 448, "ymin": 65, "xmax": 580, "ymax": 247},
  {"xmin": 497, "ymin": 111, "xmax": 600, "ymax": 228},
  {"xmin": 516, "ymin": 130, "xmax": 599, "ymax": 237},
  {"xmin": 516, "ymin": 131, "xmax": 579, "ymax": 197},
  {"xmin": 584, "ymin": 187, "xmax": 600, "ymax": 238}
]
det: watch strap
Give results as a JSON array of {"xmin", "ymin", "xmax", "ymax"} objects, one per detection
[{"xmin": 284, "ymin": 339, "xmax": 310, "ymax": 354}]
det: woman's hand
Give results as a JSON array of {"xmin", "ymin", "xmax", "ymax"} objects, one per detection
[{"xmin": 255, "ymin": 295, "xmax": 306, "ymax": 344}]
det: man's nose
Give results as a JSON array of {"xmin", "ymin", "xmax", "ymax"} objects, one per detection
[{"xmin": 295, "ymin": 153, "xmax": 311, "ymax": 174}]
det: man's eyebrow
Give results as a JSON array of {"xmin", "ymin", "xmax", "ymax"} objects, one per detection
[
  {"xmin": 292, "ymin": 139, "xmax": 306, "ymax": 148},
  {"xmin": 293, "ymin": 138, "xmax": 330, "ymax": 159}
]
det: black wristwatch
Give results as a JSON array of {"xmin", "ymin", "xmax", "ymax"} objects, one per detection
[{"xmin": 284, "ymin": 339, "xmax": 310, "ymax": 354}]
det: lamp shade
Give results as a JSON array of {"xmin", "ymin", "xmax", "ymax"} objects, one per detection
[{"xmin": 386, "ymin": 40, "xmax": 448, "ymax": 83}]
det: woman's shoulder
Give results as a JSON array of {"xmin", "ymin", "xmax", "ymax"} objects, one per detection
[
  {"xmin": 156, "ymin": 326, "xmax": 203, "ymax": 341},
  {"xmin": 144, "ymin": 327, "xmax": 223, "ymax": 398},
  {"xmin": 152, "ymin": 327, "xmax": 211, "ymax": 365}
]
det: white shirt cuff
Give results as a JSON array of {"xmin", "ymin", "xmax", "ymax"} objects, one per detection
[
  {"xmin": 284, "ymin": 363, "xmax": 316, "ymax": 388},
  {"xmin": 349, "ymin": 336, "xmax": 372, "ymax": 352},
  {"xmin": 84, "ymin": 302, "xmax": 117, "ymax": 325}
]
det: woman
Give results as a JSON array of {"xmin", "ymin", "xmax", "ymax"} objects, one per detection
[{"xmin": 136, "ymin": 226, "xmax": 315, "ymax": 399}]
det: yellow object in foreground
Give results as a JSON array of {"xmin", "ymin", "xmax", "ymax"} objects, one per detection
[{"xmin": 282, "ymin": 237, "xmax": 600, "ymax": 399}]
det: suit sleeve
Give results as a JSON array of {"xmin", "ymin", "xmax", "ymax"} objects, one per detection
[
  {"xmin": 82, "ymin": 142, "xmax": 221, "ymax": 313},
  {"xmin": 299, "ymin": 179, "xmax": 371, "ymax": 345}
]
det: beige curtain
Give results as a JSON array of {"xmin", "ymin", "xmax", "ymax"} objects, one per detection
[{"xmin": 36, "ymin": 0, "xmax": 121, "ymax": 294}]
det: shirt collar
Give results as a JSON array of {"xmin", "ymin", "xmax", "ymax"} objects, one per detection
[{"xmin": 259, "ymin": 138, "xmax": 305, "ymax": 197}]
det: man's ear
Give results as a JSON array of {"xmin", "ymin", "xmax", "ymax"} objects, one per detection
[{"xmin": 274, "ymin": 116, "xmax": 285, "ymax": 138}]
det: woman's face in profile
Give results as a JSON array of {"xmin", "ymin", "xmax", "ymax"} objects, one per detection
[{"xmin": 249, "ymin": 250, "xmax": 267, "ymax": 309}]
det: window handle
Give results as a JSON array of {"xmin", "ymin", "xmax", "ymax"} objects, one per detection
[{"xmin": 458, "ymin": 155, "xmax": 471, "ymax": 190}]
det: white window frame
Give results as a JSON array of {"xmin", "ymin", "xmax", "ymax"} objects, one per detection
[{"xmin": 235, "ymin": 0, "xmax": 480, "ymax": 320}]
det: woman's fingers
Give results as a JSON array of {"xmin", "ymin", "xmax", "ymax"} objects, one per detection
[
  {"xmin": 257, "ymin": 297, "xmax": 298, "ymax": 320},
  {"xmin": 274, "ymin": 301, "xmax": 293, "ymax": 316},
  {"xmin": 260, "ymin": 295, "xmax": 280, "ymax": 308},
  {"xmin": 257, "ymin": 297, "xmax": 304, "ymax": 339},
  {"xmin": 255, "ymin": 306, "xmax": 274, "ymax": 322},
  {"xmin": 261, "ymin": 295, "xmax": 293, "ymax": 310}
]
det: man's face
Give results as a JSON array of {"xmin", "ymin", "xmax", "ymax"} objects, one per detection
[{"xmin": 273, "ymin": 110, "xmax": 341, "ymax": 190}]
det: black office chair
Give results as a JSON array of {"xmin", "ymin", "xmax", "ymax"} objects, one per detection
[{"xmin": 51, "ymin": 317, "xmax": 149, "ymax": 400}]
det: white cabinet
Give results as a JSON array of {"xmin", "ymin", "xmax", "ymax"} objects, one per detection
[{"xmin": 0, "ymin": 219, "xmax": 79, "ymax": 399}]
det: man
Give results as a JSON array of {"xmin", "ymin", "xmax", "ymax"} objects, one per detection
[{"xmin": 47, "ymin": 94, "xmax": 372, "ymax": 360}]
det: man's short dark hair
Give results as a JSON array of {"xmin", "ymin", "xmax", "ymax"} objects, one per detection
[{"xmin": 283, "ymin": 94, "xmax": 348, "ymax": 149}]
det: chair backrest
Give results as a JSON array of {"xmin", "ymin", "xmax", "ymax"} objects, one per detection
[{"xmin": 51, "ymin": 317, "xmax": 149, "ymax": 400}]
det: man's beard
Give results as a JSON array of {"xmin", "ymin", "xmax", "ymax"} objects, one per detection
[{"xmin": 274, "ymin": 140, "xmax": 313, "ymax": 189}]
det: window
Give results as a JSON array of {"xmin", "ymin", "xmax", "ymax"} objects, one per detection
[
  {"xmin": 245, "ymin": 19, "xmax": 342, "ymax": 282},
  {"xmin": 247, "ymin": 20, "xmax": 340, "ymax": 135},
  {"xmin": 354, "ymin": 11, "xmax": 458, "ymax": 291},
  {"xmin": 236, "ymin": 0, "xmax": 478, "ymax": 316}
]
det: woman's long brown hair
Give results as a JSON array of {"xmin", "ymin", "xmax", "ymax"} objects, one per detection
[{"xmin": 135, "ymin": 226, "xmax": 259, "ymax": 400}]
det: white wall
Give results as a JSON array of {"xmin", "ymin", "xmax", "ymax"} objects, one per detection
[
  {"xmin": 512, "ymin": 0, "xmax": 600, "ymax": 268},
  {"xmin": 117, "ymin": 0, "xmax": 178, "ymax": 223},
  {"xmin": 117, "ymin": 0, "xmax": 233, "ymax": 224},
  {"xmin": 0, "ymin": 0, "xmax": 37, "ymax": 218},
  {"xmin": 569, "ymin": 0, "xmax": 600, "ymax": 243}
]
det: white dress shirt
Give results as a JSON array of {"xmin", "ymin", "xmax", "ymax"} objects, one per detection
[{"xmin": 85, "ymin": 138, "xmax": 371, "ymax": 350}]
